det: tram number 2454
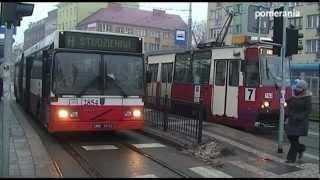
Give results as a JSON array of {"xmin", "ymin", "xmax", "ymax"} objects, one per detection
[
  {"xmin": 245, "ymin": 88, "xmax": 256, "ymax": 101},
  {"xmin": 82, "ymin": 99, "xmax": 100, "ymax": 105}
]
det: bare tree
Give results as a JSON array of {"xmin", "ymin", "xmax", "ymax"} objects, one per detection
[{"xmin": 192, "ymin": 20, "xmax": 208, "ymax": 48}]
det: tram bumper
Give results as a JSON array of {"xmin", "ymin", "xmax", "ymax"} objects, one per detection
[
  {"xmin": 48, "ymin": 120, "xmax": 144, "ymax": 133},
  {"xmin": 255, "ymin": 111, "xmax": 288, "ymax": 128}
]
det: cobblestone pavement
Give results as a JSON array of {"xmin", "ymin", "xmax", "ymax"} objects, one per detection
[{"xmin": 1, "ymin": 99, "xmax": 59, "ymax": 178}]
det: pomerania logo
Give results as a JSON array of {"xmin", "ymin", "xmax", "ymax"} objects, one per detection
[{"xmin": 255, "ymin": 9, "xmax": 300, "ymax": 19}]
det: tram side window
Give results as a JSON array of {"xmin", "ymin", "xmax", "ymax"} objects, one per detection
[
  {"xmin": 229, "ymin": 61, "xmax": 239, "ymax": 86},
  {"xmin": 245, "ymin": 60, "xmax": 260, "ymax": 87},
  {"xmin": 148, "ymin": 64, "xmax": 158, "ymax": 83},
  {"xmin": 161, "ymin": 63, "xmax": 173, "ymax": 83},
  {"xmin": 192, "ymin": 55, "xmax": 211, "ymax": 84},
  {"xmin": 215, "ymin": 61, "xmax": 226, "ymax": 86},
  {"xmin": 174, "ymin": 54, "xmax": 192, "ymax": 83},
  {"xmin": 30, "ymin": 54, "xmax": 42, "ymax": 79}
]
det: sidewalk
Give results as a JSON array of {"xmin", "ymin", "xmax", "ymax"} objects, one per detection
[{"xmin": 0, "ymin": 99, "xmax": 60, "ymax": 178}]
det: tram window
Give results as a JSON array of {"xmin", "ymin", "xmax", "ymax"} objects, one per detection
[
  {"xmin": 30, "ymin": 54, "xmax": 43, "ymax": 79},
  {"xmin": 174, "ymin": 54, "xmax": 192, "ymax": 83},
  {"xmin": 244, "ymin": 60, "xmax": 260, "ymax": 87},
  {"xmin": 161, "ymin": 63, "xmax": 173, "ymax": 83},
  {"xmin": 53, "ymin": 53, "xmax": 100, "ymax": 94},
  {"xmin": 104, "ymin": 55, "xmax": 143, "ymax": 96},
  {"xmin": 229, "ymin": 61, "xmax": 239, "ymax": 86},
  {"xmin": 148, "ymin": 64, "xmax": 158, "ymax": 82},
  {"xmin": 192, "ymin": 57, "xmax": 211, "ymax": 84},
  {"xmin": 215, "ymin": 61, "xmax": 226, "ymax": 86}
]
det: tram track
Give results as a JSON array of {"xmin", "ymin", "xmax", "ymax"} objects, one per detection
[
  {"xmin": 121, "ymin": 142, "xmax": 191, "ymax": 178},
  {"xmin": 54, "ymin": 132, "xmax": 191, "ymax": 178},
  {"xmin": 54, "ymin": 135, "xmax": 103, "ymax": 178}
]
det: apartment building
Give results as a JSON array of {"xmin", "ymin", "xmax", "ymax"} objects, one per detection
[
  {"xmin": 77, "ymin": 3, "xmax": 188, "ymax": 53},
  {"xmin": 207, "ymin": 2, "xmax": 319, "ymax": 63},
  {"xmin": 56, "ymin": 2, "xmax": 139, "ymax": 31},
  {"xmin": 23, "ymin": 9, "xmax": 57, "ymax": 50}
]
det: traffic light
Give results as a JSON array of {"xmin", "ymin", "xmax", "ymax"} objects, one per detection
[
  {"xmin": 273, "ymin": 7, "xmax": 284, "ymax": 56},
  {"xmin": 285, "ymin": 25, "xmax": 303, "ymax": 57},
  {"xmin": 0, "ymin": 2, "xmax": 34, "ymax": 27}
]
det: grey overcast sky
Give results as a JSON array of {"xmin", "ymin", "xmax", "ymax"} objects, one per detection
[{"xmin": 13, "ymin": 2, "xmax": 208, "ymax": 45}]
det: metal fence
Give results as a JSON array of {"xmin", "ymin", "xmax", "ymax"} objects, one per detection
[{"xmin": 144, "ymin": 96, "xmax": 204, "ymax": 144}]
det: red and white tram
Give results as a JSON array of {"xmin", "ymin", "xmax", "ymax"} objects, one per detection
[
  {"xmin": 14, "ymin": 30, "xmax": 145, "ymax": 133},
  {"xmin": 146, "ymin": 38, "xmax": 292, "ymax": 130}
]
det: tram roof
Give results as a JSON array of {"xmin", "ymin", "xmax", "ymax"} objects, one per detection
[{"xmin": 145, "ymin": 45, "xmax": 247, "ymax": 57}]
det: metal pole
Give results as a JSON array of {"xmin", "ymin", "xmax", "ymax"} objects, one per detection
[
  {"xmin": 188, "ymin": 2, "xmax": 192, "ymax": 49},
  {"xmin": 0, "ymin": 23, "xmax": 14, "ymax": 177},
  {"xmin": 277, "ymin": 6, "xmax": 287, "ymax": 154}
]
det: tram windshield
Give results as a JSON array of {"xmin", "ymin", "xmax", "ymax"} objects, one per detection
[
  {"xmin": 53, "ymin": 52, "xmax": 143, "ymax": 96},
  {"xmin": 260, "ymin": 56, "xmax": 291, "ymax": 87}
]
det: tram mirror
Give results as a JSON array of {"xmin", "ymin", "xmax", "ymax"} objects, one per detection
[{"xmin": 146, "ymin": 71, "xmax": 152, "ymax": 83}]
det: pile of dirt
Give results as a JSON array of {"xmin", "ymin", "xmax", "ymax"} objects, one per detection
[{"xmin": 182, "ymin": 140, "xmax": 226, "ymax": 167}]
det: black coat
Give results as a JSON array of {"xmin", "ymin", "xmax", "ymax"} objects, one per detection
[{"xmin": 285, "ymin": 92, "xmax": 312, "ymax": 136}]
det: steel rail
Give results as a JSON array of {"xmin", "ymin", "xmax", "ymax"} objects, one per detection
[{"xmin": 122, "ymin": 142, "xmax": 191, "ymax": 178}]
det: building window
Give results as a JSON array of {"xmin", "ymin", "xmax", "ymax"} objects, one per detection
[
  {"xmin": 233, "ymin": 24, "xmax": 241, "ymax": 34},
  {"xmin": 210, "ymin": 28, "xmax": 214, "ymax": 39},
  {"xmin": 124, "ymin": 27, "xmax": 133, "ymax": 34},
  {"xmin": 144, "ymin": 42, "xmax": 148, "ymax": 51},
  {"xmin": 163, "ymin": 32, "xmax": 170, "ymax": 40},
  {"xmin": 288, "ymin": 17, "xmax": 303, "ymax": 29},
  {"xmin": 306, "ymin": 14, "xmax": 319, "ymax": 29},
  {"xmin": 305, "ymin": 39, "xmax": 319, "ymax": 53},
  {"xmin": 116, "ymin": 26, "xmax": 124, "ymax": 33}
]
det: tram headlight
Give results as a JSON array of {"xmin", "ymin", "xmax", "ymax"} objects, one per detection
[
  {"xmin": 263, "ymin": 101, "xmax": 270, "ymax": 107},
  {"xmin": 284, "ymin": 102, "xmax": 287, "ymax": 107},
  {"xmin": 133, "ymin": 109, "xmax": 141, "ymax": 117},
  {"xmin": 58, "ymin": 109, "xmax": 69, "ymax": 118},
  {"xmin": 261, "ymin": 101, "xmax": 270, "ymax": 109}
]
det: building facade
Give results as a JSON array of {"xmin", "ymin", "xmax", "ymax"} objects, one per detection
[
  {"xmin": 207, "ymin": 2, "xmax": 319, "ymax": 63},
  {"xmin": 24, "ymin": 9, "xmax": 57, "ymax": 50},
  {"xmin": 77, "ymin": 4, "xmax": 188, "ymax": 53},
  {"xmin": 45, "ymin": 9, "xmax": 58, "ymax": 37},
  {"xmin": 24, "ymin": 19, "xmax": 46, "ymax": 50},
  {"xmin": 56, "ymin": 2, "xmax": 139, "ymax": 31}
]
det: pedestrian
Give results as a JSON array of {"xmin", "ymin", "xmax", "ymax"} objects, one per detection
[{"xmin": 285, "ymin": 79, "xmax": 312, "ymax": 163}]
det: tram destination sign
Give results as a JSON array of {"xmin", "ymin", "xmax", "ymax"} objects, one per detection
[{"xmin": 59, "ymin": 31, "xmax": 142, "ymax": 53}]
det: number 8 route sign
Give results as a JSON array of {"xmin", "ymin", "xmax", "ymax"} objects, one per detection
[{"xmin": 245, "ymin": 88, "xmax": 256, "ymax": 101}]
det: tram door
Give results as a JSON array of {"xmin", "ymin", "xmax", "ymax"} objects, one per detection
[
  {"xmin": 212, "ymin": 60, "xmax": 240, "ymax": 118},
  {"xmin": 160, "ymin": 63, "xmax": 173, "ymax": 99},
  {"xmin": 147, "ymin": 63, "xmax": 159, "ymax": 104}
]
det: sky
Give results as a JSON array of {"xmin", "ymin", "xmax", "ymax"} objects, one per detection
[{"xmin": 13, "ymin": 2, "xmax": 208, "ymax": 45}]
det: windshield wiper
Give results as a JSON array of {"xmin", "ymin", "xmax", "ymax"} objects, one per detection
[
  {"xmin": 78, "ymin": 76, "xmax": 101, "ymax": 97},
  {"xmin": 105, "ymin": 75, "xmax": 128, "ymax": 98}
]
